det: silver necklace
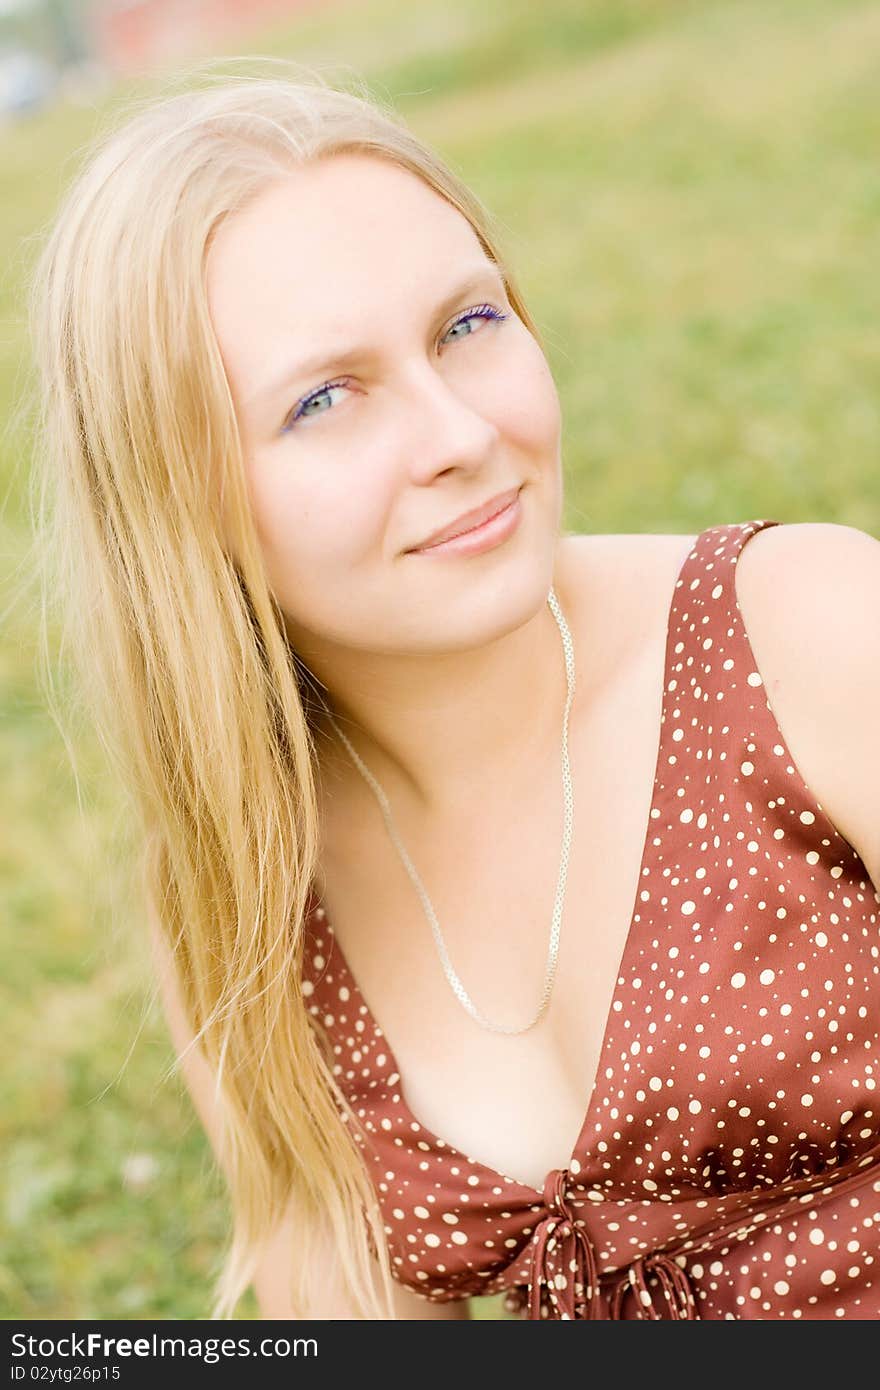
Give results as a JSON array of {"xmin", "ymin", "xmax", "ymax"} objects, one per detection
[{"xmin": 317, "ymin": 585, "xmax": 576, "ymax": 1035}]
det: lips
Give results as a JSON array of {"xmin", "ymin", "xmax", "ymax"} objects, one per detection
[{"xmin": 409, "ymin": 485, "xmax": 521, "ymax": 552}]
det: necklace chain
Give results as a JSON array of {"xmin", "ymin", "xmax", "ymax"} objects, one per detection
[{"xmin": 318, "ymin": 585, "xmax": 576, "ymax": 1035}]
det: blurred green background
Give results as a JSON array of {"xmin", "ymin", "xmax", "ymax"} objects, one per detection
[{"xmin": 2, "ymin": 0, "xmax": 879, "ymax": 1320}]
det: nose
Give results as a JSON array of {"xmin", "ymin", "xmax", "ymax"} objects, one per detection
[{"xmin": 395, "ymin": 360, "xmax": 500, "ymax": 486}]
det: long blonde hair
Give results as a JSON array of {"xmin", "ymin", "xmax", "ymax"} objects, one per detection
[{"xmin": 26, "ymin": 59, "xmax": 546, "ymax": 1320}]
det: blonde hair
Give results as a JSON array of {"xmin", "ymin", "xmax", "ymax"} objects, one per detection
[{"xmin": 26, "ymin": 59, "xmax": 546, "ymax": 1320}]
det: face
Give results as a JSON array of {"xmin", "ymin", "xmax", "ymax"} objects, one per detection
[{"xmin": 206, "ymin": 153, "xmax": 564, "ymax": 663}]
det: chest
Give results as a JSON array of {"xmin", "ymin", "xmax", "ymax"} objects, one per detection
[{"xmin": 312, "ymin": 622, "xmax": 673, "ymax": 1193}]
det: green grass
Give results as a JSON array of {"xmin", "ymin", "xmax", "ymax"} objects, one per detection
[{"xmin": 2, "ymin": 0, "xmax": 879, "ymax": 1321}]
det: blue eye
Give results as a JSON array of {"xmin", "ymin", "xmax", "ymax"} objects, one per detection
[
  {"xmin": 440, "ymin": 302, "xmax": 509, "ymax": 344},
  {"xmin": 282, "ymin": 380, "xmax": 348, "ymax": 430},
  {"xmin": 280, "ymin": 303, "xmax": 509, "ymax": 433}
]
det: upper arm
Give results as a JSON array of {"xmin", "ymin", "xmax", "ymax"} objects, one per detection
[
  {"xmin": 252, "ymin": 1196, "xmax": 471, "ymax": 1319},
  {"xmin": 734, "ymin": 520, "xmax": 880, "ymax": 891},
  {"xmin": 148, "ymin": 901, "xmax": 229, "ymax": 1171},
  {"xmin": 147, "ymin": 905, "xmax": 470, "ymax": 1320}
]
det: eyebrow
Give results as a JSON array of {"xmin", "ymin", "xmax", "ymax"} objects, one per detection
[{"xmin": 245, "ymin": 262, "xmax": 507, "ymax": 411}]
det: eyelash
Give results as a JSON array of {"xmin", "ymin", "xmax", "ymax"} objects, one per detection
[{"xmin": 280, "ymin": 303, "xmax": 510, "ymax": 433}]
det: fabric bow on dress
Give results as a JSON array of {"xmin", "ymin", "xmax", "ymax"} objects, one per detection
[{"xmin": 528, "ymin": 1168, "xmax": 699, "ymax": 1320}]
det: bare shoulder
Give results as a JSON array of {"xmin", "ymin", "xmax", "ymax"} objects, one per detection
[
  {"xmin": 560, "ymin": 528, "xmax": 700, "ymax": 660},
  {"xmin": 564, "ymin": 527, "xmax": 701, "ymax": 591},
  {"xmin": 563, "ymin": 527, "xmax": 699, "ymax": 569},
  {"xmin": 562, "ymin": 520, "xmax": 880, "ymax": 889},
  {"xmin": 732, "ymin": 520, "xmax": 880, "ymax": 889}
]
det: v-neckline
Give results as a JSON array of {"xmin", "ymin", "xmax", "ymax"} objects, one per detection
[{"xmin": 304, "ymin": 526, "xmax": 727, "ymax": 1199}]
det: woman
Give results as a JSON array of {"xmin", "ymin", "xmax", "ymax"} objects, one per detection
[{"xmin": 27, "ymin": 65, "xmax": 880, "ymax": 1321}]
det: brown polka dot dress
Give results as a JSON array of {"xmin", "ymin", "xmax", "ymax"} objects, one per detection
[{"xmin": 301, "ymin": 519, "xmax": 880, "ymax": 1319}]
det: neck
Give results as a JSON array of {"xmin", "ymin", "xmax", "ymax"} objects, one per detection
[{"xmin": 304, "ymin": 553, "xmax": 579, "ymax": 829}]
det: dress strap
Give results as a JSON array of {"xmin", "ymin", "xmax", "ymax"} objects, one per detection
[{"xmin": 664, "ymin": 516, "xmax": 854, "ymax": 860}]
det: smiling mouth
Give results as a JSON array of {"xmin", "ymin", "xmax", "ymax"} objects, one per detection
[
  {"xmin": 408, "ymin": 485, "xmax": 523, "ymax": 552},
  {"xmin": 407, "ymin": 486, "xmax": 524, "ymax": 557}
]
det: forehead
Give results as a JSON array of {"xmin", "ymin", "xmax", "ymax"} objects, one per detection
[{"xmin": 206, "ymin": 154, "xmax": 489, "ymax": 364}]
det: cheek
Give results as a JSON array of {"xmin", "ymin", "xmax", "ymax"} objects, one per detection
[
  {"xmin": 245, "ymin": 451, "xmax": 386, "ymax": 591},
  {"xmin": 493, "ymin": 334, "xmax": 562, "ymax": 456}
]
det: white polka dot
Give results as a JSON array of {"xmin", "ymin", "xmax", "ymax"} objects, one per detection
[{"xmin": 731, "ymin": 972, "xmax": 746, "ymax": 989}]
